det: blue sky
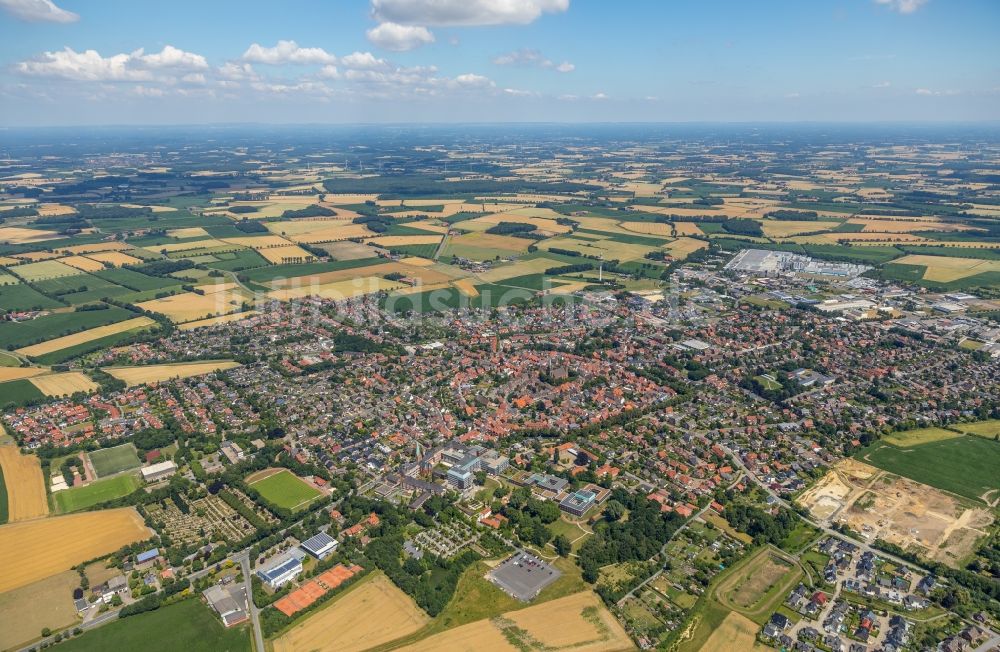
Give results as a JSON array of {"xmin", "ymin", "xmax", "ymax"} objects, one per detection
[{"xmin": 0, "ymin": 0, "xmax": 997, "ymax": 125}]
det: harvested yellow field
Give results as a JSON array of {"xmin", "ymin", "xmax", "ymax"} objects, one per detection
[
  {"xmin": 366, "ymin": 235, "xmax": 443, "ymax": 247},
  {"xmin": 29, "ymin": 372, "xmax": 99, "ymax": 396},
  {"xmin": 759, "ymin": 220, "xmax": 841, "ymax": 237},
  {"xmin": 85, "ymin": 251, "xmax": 143, "ymax": 267},
  {"xmin": 893, "ymin": 255, "xmax": 1000, "ymax": 283},
  {"xmin": 219, "ymin": 235, "xmax": 295, "ymax": 249},
  {"xmin": 565, "ymin": 216, "xmax": 645, "ymax": 236},
  {"xmin": 56, "ymin": 241, "xmax": 131, "ymax": 255},
  {"xmin": 621, "ymin": 221, "xmax": 674, "ymax": 236},
  {"xmin": 266, "ymin": 219, "xmax": 375, "ymax": 243},
  {"xmin": 476, "ymin": 256, "xmax": 566, "ymax": 282},
  {"xmin": 538, "ymin": 236, "xmax": 655, "ymax": 262},
  {"xmin": 399, "ymin": 591, "xmax": 634, "ymax": 652},
  {"xmin": 59, "ymin": 255, "xmax": 107, "ymax": 272},
  {"xmin": 16, "ymin": 317, "xmax": 156, "ymax": 357},
  {"xmin": 35, "ymin": 202, "xmax": 76, "ymax": 217},
  {"xmin": 104, "ymin": 360, "xmax": 241, "ymax": 386},
  {"xmin": 459, "ymin": 213, "xmax": 571, "ymax": 236},
  {"xmin": 273, "ymin": 573, "xmax": 429, "ymax": 652},
  {"xmin": 322, "ymin": 241, "xmax": 380, "ymax": 260},
  {"xmin": 0, "ymin": 227, "xmax": 60, "ymax": 244},
  {"xmin": 13, "ymin": 251, "xmax": 61, "ymax": 261},
  {"xmin": 453, "ymin": 278, "xmax": 479, "ymax": 297},
  {"xmin": 166, "ymin": 227, "xmax": 209, "ymax": 238},
  {"xmin": 270, "ymin": 262, "xmax": 453, "ymax": 290},
  {"xmin": 0, "ymin": 445, "xmax": 49, "ymax": 521},
  {"xmin": 0, "ymin": 508, "xmax": 150, "ymax": 593},
  {"xmin": 398, "ymin": 256, "xmax": 435, "ymax": 267},
  {"xmin": 665, "ymin": 237, "xmax": 709, "ymax": 260},
  {"xmin": 324, "ymin": 193, "xmax": 380, "ymax": 205},
  {"xmin": 136, "ymin": 286, "xmax": 251, "ymax": 322},
  {"xmin": 449, "ymin": 233, "xmax": 533, "ymax": 252},
  {"xmin": 268, "ymin": 276, "xmax": 406, "ymax": 301},
  {"xmin": 0, "ymin": 570, "xmax": 79, "ymax": 652},
  {"xmin": 257, "ymin": 245, "xmax": 317, "ymax": 264},
  {"xmin": 852, "ymin": 219, "xmax": 975, "ymax": 233},
  {"xmin": 699, "ymin": 612, "xmax": 759, "ymax": 652},
  {"xmin": 400, "ymin": 220, "xmax": 451, "ymax": 234},
  {"xmin": 0, "ymin": 367, "xmax": 46, "ymax": 382},
  {"xmin": 673, "ymin": 221, "xmax": 705, "ymax": 236},
  {"xmin": 177, "ymin": 311, "xmax": 258, "ymax": 331},
  {"xmin": 150, "ymin": 238, "xmax": 230, "ymax": 253},
  {"xmin": 0, "ymin": 256, "xmax": 19, "ymax": 266}
]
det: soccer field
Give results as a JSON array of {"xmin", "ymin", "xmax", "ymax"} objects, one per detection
[
  {"xmin": 247, "ymin": 468, "xmax": 322, "ymax": 512},
  {"xmin": 88, "ymin": 443, "xmax": 141, "ymax": 478},
  {"xmin": 54, "ymin": 474, "xmax": 141, "ymax": 513}
]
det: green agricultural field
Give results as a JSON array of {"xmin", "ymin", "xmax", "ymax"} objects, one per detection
[
  {"xmin": 53, "ymin": 474, "xmax": 140, "ymax": 513},
  {"xmin": 31, "ymin": 323, "xmax": 159, "ymax": 366},
  {"xmin": 88, "ymin": 443, "xmax": 141, "ymax": 478},
  {"xmin": 0, "ymin": 463, "xmax": 8, "ymax": 525},
  {"xmin": 0, "ymin": 379, "xmax": 46, "ymax": 408},
  {"xmin": 247, "ymin": 468, "xmax": 322, "ymax": 512},
  {"xmin": 94, "ymin": 268, "xmax": 182, "ymax": 292},
  {"xmin": 57, "ymin": 597, "xmax": 250, "ymax": 652},
  {"xmin": 0, "ymin": 283, "xmax": 63, "ymax": 311},
  {"xmin": 856, "ymin": 436, "xmax": 1000, "ymax": 502},
  {"xmin": 0, "ymin": 305, "xmax": 134, "ymax": 349}
]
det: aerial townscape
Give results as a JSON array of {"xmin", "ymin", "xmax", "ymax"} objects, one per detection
[{"xmin": 0, "ymin": 1, "xmax": 999, "ymax": 652}]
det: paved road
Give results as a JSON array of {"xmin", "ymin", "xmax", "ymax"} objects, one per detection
[{"xmin": 238, "ymin": 552, "xmax": 266, "ymax": 652}]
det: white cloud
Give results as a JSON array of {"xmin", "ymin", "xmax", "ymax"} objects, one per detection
[
  {"xmin": 131, "ymin": 85, "xmax": 165, "ymax": 98},
  {"xmin": 242, "ymin": 40, "xmax": 336, "ymax": 65},
  {"xmin": 371, "ymin": 0, "xmax": 569, "ymax": 26},
  {"xmin": 592, "ymin": 92, "xmax": 608, "ymax": 100},
  {"xmin": 139, "ymin": 45, "xmax": 208, "ymax": 70},
  {"xmin": 0, "ymin": 0, "xmax": 77, "ymax": 23},
  {"xmin": 218, "ymin": 62, "xmax": 258, "ymax": 81},
  {"xmin": 16, "ymin": 48, "xmax": 153, "ymax": 81},
  {"xmin": 181, "ymin": 73, "xmax": 206, "ymax": 85},
  {"xmin": 785, "ymin": 92, "xmax": 801, "ymax": 98},
  {"xmin": 367, "ymin": 22, "xmax": 435, "ymax": 51},
  {"xmin": 915, "ymin": 87, "xmax": 935, "ymax": 95},
  {"xmin": 340, "ymin": 51, "xmax": 389, "ymax": 70},
  {"xmin": 872, "ymin": 81, "xmax": 892, "ymax": 88},
  {"xmin": 874, "ymin": 0, "xmax": 928, "ymax": 14},
  {"xmin": 318, "ymin": 65, "xmax": 340, "ymax": 79},
  {"xmin": 15, "ymin": 45, "xmax": 209, "ymax": 84},
  {"xmin": 454, "ymin": 73, "xmax": 493, "ymax": 87},
  {"xmin": 492, "ymin": 48, "xmax": 573, "ymax": 73},
  {"xmin": 503, "ymin": 87, "xmax": 536, "ymax": 96}
]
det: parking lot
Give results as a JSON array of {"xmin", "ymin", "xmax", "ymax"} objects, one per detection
[{"xmin": 486, "ymin": 551, "xmax": 561, "ymax": 601}]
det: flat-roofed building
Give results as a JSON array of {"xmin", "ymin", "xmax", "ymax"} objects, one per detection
[
  {"xmin": 300, "ymin": 531, "xmax": 339, "ymax": 560},
  {"xmin": 257, "ymin": 554, "xmax": 303, "ymax": 589},
  {"xmin": 140, "ymin": 460, "xmax": 177, "ymax": 483}
]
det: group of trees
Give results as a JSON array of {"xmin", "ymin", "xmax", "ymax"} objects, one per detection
[
  {"xmin": 577, "ymin": 489, "xmax": 684, "ymax": 584},
  {"xmin": 723, "ymin": 503, "xmax": 799, "ymax": 546}
]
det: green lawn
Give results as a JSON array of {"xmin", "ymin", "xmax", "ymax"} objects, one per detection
[
  {"xmin": 88, "ymin": 443, "xmax": 141, "ymax": 478},
  {"xmin": 954, "ymin": 419, "xmax": 1000, "ymax": 440},
  {"xmin": 53, "ymin": 474, "xmax": 140, "ymax": 513},
  {"xmin": 247, "ymin": 469, "xmax": 322, "ymax": 511},
  {"xmin": 856, "ymin": 436, "xmax": 1000, "ymax": 502},
  {"xmin": 57, "ymin": 598, "xmax": 250, "ymax": 652}
]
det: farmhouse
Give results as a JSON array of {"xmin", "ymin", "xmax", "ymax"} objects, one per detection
[
  {"xmin": 141, "ymin": 460, "xmax": 178, "ymax": 483},
  {"xmin": 300, "ymin": 531, "xmax": 339, "ymax": 560},
  {"xmin": 257, "ymin": 552, "xmax": 304, "ymax": 589},
  {"xmin": 203, "ymin": 584, "xmax": 249, "ymax": 627}
]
